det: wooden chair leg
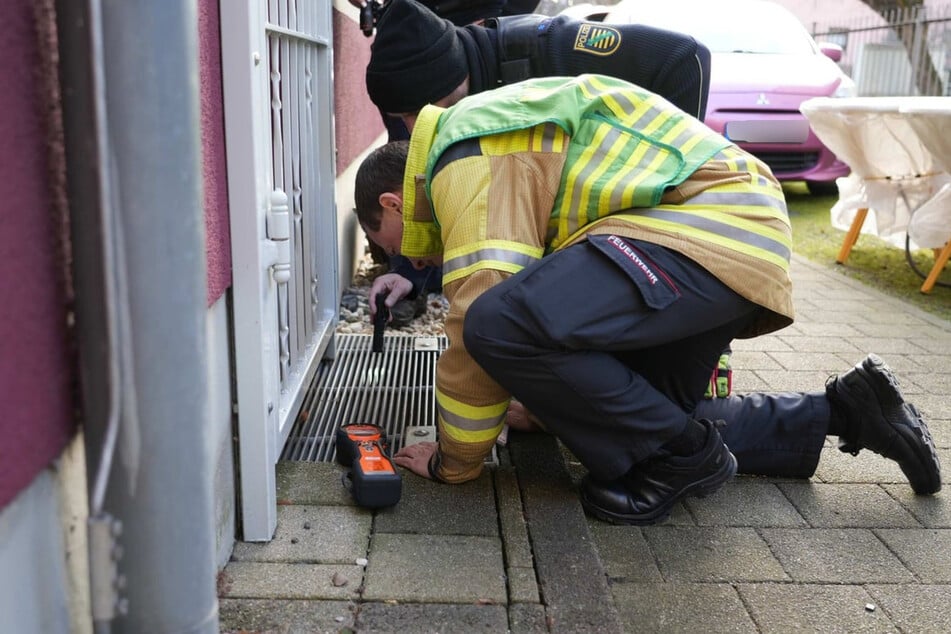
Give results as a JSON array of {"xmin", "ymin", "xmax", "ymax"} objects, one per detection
[
  {"xmin": 920, "ymin": 240, "xmax": 951, "ymax": 294},
  {"xmin": 837, "ymin": 207, "xmax": 868, "ymax": 264}
]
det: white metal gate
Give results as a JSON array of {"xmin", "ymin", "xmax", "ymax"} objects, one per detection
[{"xmin": 221, "ymin": 0, "xmax": 338, "ymax": 541}]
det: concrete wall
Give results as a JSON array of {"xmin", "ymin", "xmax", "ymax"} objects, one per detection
[
  {"xmin": 208, "ymin": 296, "xmax": 236, "ymax": 570},
  {"xmin": 0, "ymin": 435, "xmax": 91, "ymax": 634}
]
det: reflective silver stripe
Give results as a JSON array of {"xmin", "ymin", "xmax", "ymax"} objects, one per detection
[
  {"xmin": 749, "ymin": 172, "xmax": 776, "ymax": 189},
  {"xmin": 634, "ymin": 208, "xmax": 791, "ymax": 260},
  {"xmin": 705, "ymin": 148, "xmax": 776, "ymax": 188},
  {"xmin": 442, "ymin": 247, "xmax": 539, "ymax": 276},
  {"xmin": 683, "ymin": 190, "xmax": 789, "ymax": 217},
  {"xmin": 565, "ymin": 124, "xmax": 627, "ymax": 235},
  {"xmin": 609, "ymin": 87, "xmax": 640, "ymax": 119},
  {"xmin": 582, "ymin": 76, "xmax": 636, "ymax": 117},
  {"xmin": 662, "ymin": 121, "xmax": 702, "ymax": 149},
  {"xmin": 582, "ymin": 76, "xmax": 667, "ymax": 125},
  {"xmin": 567, "ymin": 123, "xmax": 679, "ymax": 235},
  {"xmin": 540, "ymin": 123, "xmax": 559, "ymax": 152},
  {"xmin": 713, "ymin": 147, "xmax": 763, "ymax": 174},
  {"xmin": 436, "ymin": 401, "xmax": 502, "ymax": 432},
  {"xmin": 601, "ymin": 139, "xmax": 666, "ymax": 220}
]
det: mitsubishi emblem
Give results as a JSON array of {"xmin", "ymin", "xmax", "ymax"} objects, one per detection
[{"xmin": 756, "ymin": 93, "xmax": 770, "ymax": 105}]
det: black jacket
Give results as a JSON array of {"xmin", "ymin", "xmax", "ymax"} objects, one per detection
[{"xmin": 458, "ymin": 14, "xmax": 711, "ymax": 120}]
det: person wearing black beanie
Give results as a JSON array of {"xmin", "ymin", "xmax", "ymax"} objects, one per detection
[
  {"xmin": 366, "ymin": 0, "xmax": 470, "ymax": 116},
  {"xmin": 365, "ymin": 1, "xmax": 711, "ymax": 124}
]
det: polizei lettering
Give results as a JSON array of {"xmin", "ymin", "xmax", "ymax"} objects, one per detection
[{"xmin": 607, "ymin": 235, "xmax": 658, "ymax": 285}]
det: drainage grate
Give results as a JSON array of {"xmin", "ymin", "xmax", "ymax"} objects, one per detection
[{"xmin": 281, "ymin": 334, "xmax": 447, "ymax": 462}]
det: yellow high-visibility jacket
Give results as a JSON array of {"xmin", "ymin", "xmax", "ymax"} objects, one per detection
[{"xmin": 401, "ymin": 74, "xmax": 794, "ymax": 483}]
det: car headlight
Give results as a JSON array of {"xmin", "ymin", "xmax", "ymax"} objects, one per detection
[{"xmin": 833, "ymin": 74, "xmax": 857, "ymax": 98}]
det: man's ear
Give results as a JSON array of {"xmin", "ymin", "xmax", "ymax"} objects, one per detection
[{"xmin": 378, "ymin": 191, "xmax": 403, "ymax": 214}]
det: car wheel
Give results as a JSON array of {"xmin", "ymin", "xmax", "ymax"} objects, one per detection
[{"xmin": 806, "ymin": 180, "xmax": 838, "ymax": 196}]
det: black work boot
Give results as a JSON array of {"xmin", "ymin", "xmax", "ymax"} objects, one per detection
[
  {"xmin": 579, "ymin": 419, "xmax": 737, "ymax": 525},
  {"xmin": 826, "ymin": 353, "xmax": 941, "ymax": 495}
]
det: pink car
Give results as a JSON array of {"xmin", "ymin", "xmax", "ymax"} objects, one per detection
[{"xmin": 565, "ymin": 0, "xmax": 855, "ymax": 195}]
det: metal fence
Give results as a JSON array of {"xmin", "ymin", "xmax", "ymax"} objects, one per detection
[{"xmin": 810, "ymin": 3, "xmax": 951, "ymax": 96}]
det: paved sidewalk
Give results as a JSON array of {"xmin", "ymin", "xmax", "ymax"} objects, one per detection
[{"xmin": 218, "ymin": 256, "xmax": 951, "ymax": 633}]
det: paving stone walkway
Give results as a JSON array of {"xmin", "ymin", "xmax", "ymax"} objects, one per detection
[{"xmin": 218, "ymin": 256, "xmax": 951, "ymax": 633}]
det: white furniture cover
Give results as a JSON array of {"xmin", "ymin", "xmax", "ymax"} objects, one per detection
[{"xmin": 800, "ymin": 96, "xmax": 951, "ymax": 250}]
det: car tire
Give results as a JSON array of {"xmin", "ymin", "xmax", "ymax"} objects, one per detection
[{"xmin": 806, "ymin": 180, "xmax": 839, "ymax": 196}]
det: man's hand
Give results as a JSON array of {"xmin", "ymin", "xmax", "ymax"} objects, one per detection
[
  {"xmin": 505, "ymin": 400, "xmax": 545, "ymax": 432},
  {"xmin": 393, "ymin": 441, "xmax": 437, "ymax": 479},
  {"xmin": 369, "ymin": 273, "xmax": 415, "ymax": 319}
]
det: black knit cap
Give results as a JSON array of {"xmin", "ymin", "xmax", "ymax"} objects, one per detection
[{"xmin": 366, "ymin": 0, "xmax": 468, "ymax": 114}]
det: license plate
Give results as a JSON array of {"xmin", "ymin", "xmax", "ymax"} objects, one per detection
[{"xmin": 725, "ymin": 119, "xmax": 810, "ymax": 143}]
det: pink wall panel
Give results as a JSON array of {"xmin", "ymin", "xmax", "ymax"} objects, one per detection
[
  {"xmin": 198, "ymin": 0, "xmax": 232, "ymax": 305},
  {"xmin": 333, "ymin": 9, "xmax": 384, "ymax": 174},
  {"xmin": 0, "ymin": 0, "xmax": 76, "ymax": 509}
]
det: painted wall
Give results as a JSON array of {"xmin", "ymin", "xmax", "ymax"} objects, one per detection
[
  {"xmin": 332, "ymin": 0, "xmax": 387, "ymax": 285},
  {"xmin": 0, "ymin": 0, "xmax": 76, "ymax": 511},
  {"xmin": 199, "ymin": 0, "xmax": 233, "ymax": 305},
  {"xmin": 333, "ymin": 2, "xmax": 384, "ymax": 176}
]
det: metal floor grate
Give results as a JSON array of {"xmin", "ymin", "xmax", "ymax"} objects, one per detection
[{"xmin": 281, "ymin": 334, "xmax": 447, "ymax": 462}]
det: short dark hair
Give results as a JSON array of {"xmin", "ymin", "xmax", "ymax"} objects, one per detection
[{"xmin": 354, "ymin": 141, "xmax": 410, "ymax": 231}]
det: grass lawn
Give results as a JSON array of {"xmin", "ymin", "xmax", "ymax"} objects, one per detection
[{"xmin": 783, "ymin": 181, "xmax": 951, "ymax": 323}]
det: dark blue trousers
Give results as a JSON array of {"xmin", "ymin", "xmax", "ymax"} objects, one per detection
[{"xmin": 463, "ymin": 237, "xmax": 827, "ymax": 481}]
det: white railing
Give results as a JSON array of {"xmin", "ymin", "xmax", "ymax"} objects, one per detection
[{"xmin": 265, "ymin": 0, "xmax": 337, "ymax": 388}]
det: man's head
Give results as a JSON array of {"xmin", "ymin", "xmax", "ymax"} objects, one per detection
[
  {"xmin": 365, "ymin": 0, "xmax": 470, "ymax": 121},
  {"xmin": 355, "ymin": 141, "xmax": 410, "ymax": 258}
]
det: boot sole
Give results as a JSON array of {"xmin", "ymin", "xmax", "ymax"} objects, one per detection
[
  {"xmin": 580, "ymin": 451, "xmax": 738, "ymax": 526},
  {"xmin": 860, "ymin": 356, "xmax": 942, "ymax": 495},
  {"xmin": 895, "ymin": 402, "xmax": 942, "ymax": 494}
]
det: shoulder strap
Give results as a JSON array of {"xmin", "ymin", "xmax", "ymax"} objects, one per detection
[{"xmin": 485, "ymin": 14, "xmax": 551, "ymax": 84}]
